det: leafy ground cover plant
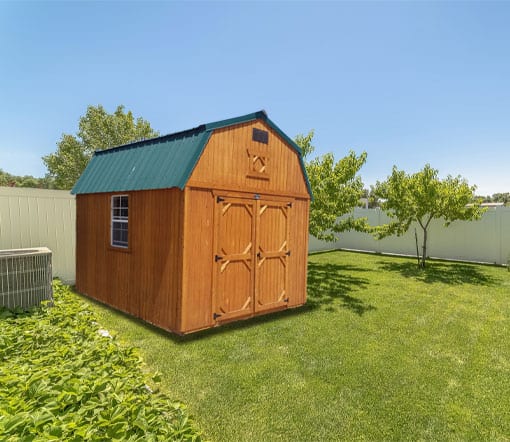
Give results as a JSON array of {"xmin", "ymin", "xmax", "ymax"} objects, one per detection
[{"xmin": 0, "ymin": 280, "xmax": 202, "ymax": 441}]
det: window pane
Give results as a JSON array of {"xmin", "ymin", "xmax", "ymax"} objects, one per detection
[
  {"xmin": 113, "ymin": 221, "xmax": 127, "ymax": 231},
  {"xmin": 111, "ymin": 195, "xmax": 129, "ymax": 247},
  {"xmin": 113, "ymin": 228, "xmax": 121, "ymax": 242},
  {"xmin": 112, "ymin": 225, "xmax": 128, "ymax": 246}
]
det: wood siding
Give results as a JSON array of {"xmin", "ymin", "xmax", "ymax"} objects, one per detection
[
  {"xmin": 76, "ymin": 188, "xmax": 183, "ymax": 332},
  {"xmin": 180, "ymin": 188, "xmax": 215, "ymax": 332},
  {"xmin": 255, "ymin": 199, "xmax": 291, "ymax": 312},
  {"xmin": 286, "ymin": 198, "xmax": 310, "ymax": 307},
  {"xmin": 76, "ymin": 119, "xmax": 310, "ymax": 334},
  {"xmin": 181, "ymin": 189, "xmax": 309, "ymax": 332},
  {"xmin": 187, "ymin": 120, "xmax": 310, "ymax": 198}
]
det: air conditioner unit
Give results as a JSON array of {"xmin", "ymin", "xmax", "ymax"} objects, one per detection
[{"xmin": 0, "ymin": 247, "xmax": 53, "ymax": 310}]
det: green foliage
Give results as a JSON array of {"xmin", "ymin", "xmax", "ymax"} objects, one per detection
[
  {"xmin": 478, "ymin": 192, "xmax": 510, "ymax": 205},
  {"xmin": 491, "ymin": 192, "xmax": 510, "ymax": 205},
  {"xmin": 361, "ymin": 185, "xmax": 381, "ymax": 208},
  {"xmin": 373, "ymin": 164, "xmax": 486, "ymax": 267},
  {"xmin": 43, "ymin": 105, "xmax": 159, "ymax": 190},
  {"xmin": 295, "ymin": 130, "xmax": 368, "ymax": 241},
  {"xmin": 294, "ymin": 130, "xmax": 315, "ymax": 159},
  {"xmin": 0, "ymin": 169, "xmax": 56, "ymax": 189},
  {"xmin": 0, "ymin": 281, "xmax": 202, "ymax": 441}
]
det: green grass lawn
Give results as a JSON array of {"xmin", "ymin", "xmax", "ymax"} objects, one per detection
[{"xmin": 84, "ymin": 251, "xmax": 510, "ymax": 441}]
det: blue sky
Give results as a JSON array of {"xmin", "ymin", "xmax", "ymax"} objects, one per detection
[{"xmin": 1, "ymin": 1, "xmax": 509, "ymax": 195}]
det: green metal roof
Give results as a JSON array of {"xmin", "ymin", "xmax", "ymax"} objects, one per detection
[{"xmin": 71, "ymin": 111, "xmax": 312, "ymax": 197}]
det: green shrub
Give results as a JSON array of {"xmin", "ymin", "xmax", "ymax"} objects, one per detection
[{"xmin": 0, "ymin": 280, "xmax": 202, "ymax": 441}]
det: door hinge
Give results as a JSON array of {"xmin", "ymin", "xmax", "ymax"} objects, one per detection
[
  {"xmin": 287, "ymin": 202, "xmax": 293, "ymax": 208},
  {"xmin": 216, "ymin": 196, "xmax": 224, "ymax": 203},
  {"xmin": 213, "ymin": 312, "xmax": 222, "ymax": 320},
  {"xmin": 286, "ymin": 250, "xmax": 291, "ymax": 256},
  {"xmin": 215, "ymin": 254, "xmax": 223, "ymax": 262}
]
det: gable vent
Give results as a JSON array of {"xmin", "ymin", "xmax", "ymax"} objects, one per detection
[{"xmin": 252, "ymin": 128, "xmax": 268, "ymax": 144}]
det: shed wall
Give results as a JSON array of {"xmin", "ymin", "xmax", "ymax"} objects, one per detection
[
  {"xmin": 287, "ymin": 197, "xmax": 310, "ymax": 307},
  {"xmin": 76, "ymin": 188, "xmax": 183, "ymax": 331},
  {"xmin": 187, "ymin": 120, "xmax": 310, "ymax": 198},
  {"xmin": 181, "ymin": 188, "xmax": 309, "ymax": 333},
  {"xmin": 181, "ymin": 187, "xmax": 215, "ymax": 332}
]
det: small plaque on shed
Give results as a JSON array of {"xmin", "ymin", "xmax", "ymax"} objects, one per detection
[{"xmin": 252, "ymin": 128, "xmax": 269, "ymax": 144}]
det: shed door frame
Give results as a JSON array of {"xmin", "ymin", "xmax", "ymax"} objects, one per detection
[{"xmin": 212, "ymin": 191, "xmax": 292, "ymax": 323}]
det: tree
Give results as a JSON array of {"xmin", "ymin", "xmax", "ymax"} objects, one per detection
[
  {"xmin": 0, "ymin": 169, "xmax": 55, "ymax": 189},
  {"xmin": 476, "ymin": 192, "xmax": 510, "ymax": 205},
  {"xmin": 373, "ymin": 164, "xmax": 486, "ymax": 268},
  {"xmin": 295, "ymin": 130, "xmax": 368, "ymax": 241},
  {"xmin": 491, "ymin": 192, "xmax": 510, "ymax": 205},
  {"xmin": 43, "ymin": 105, "xmax": 159, "ymax": 189},
  {"xmin": 361, "ymin": 185, "xmax": 381, "ymax": 208}
]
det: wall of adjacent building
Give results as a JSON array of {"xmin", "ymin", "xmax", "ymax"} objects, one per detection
[{"xmin": 0, "ymin": 187, "xmax": 76, "ymax": 283}]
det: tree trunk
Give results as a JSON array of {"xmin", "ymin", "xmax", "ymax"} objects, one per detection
[
  {"xmin": 421, "ymin": 227, "xmax": 428, "ymax": 268},
  {"xmin": 414, "ymin": 228, "xmax": 421, "ymax": 266}
]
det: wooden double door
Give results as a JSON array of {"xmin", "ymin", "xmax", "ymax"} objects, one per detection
[{"xmin": 213, "ymin": 194, "xmax": 292, "ymax": 322}]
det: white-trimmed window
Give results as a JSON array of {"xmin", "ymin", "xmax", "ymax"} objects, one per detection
[{"xmin": 111, "ymin": 195, "xmax": 129, "ymax": 248}]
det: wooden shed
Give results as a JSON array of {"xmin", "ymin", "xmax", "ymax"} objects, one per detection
[{"xmin": 71, "ymin": 111, "xmax": 312, "ymax": 334}]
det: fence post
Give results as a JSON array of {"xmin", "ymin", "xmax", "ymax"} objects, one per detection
[
  {"xmin": 498, "ymin": 208, "xmax": 503, "ymax": 265},
  {"xmin": 377, "ymin": 208, "xmax": 381, "ymax": 254}
]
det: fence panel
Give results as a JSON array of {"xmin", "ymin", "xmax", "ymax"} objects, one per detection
[
  {"xmin": 0, "ymin": 188, "xmax": 506, "ymax": 281},
  {"xmin": 501, "ymin": 209, "xmax": 510, "ymax": 266},
  {"xmin": 310, "ymin": 207, "xmax": 510, "ymax": 265},
  {"xmin": 0, "ymin": 187, "xmax": 75, "ymax": 283}
]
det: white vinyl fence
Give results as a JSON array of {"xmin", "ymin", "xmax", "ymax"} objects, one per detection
[
  {"xmin": 310, "ymin": 207, "xmax": 510, "ymax": 266},
  {"xmin": 0, "ymin": 188, "xmax": 507, "ymax": 285},
  {"xmin": 0, "ymin": 187, "xmax": 75, "ymax": 283}
]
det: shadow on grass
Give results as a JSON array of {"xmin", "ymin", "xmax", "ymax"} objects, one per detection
[
  {"xmin": 77, "ymin": 290, "xmax": 313, "ymax": 344},
  {"xmin": 75, "ymin": 259, "xmax": 377, "ymax": 344},
  {"xmin": 306, "ymin": 262, "xmax": 375, "ymax": 315},
  {"xmin": 175, "ymin": 267, "xmax": 376, "ymax": 342},
  {"xmin": 175, "ymin": 306, "xmax": 314, "ymax": 343},
  {"xmin": 377, "ymin": 260, "xmax": 498, "ymax": 286}
]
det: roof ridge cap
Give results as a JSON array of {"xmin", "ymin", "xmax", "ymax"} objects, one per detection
[{"xmin": 94, "ymin": 124, "xmax": 206, "ymax": 155}]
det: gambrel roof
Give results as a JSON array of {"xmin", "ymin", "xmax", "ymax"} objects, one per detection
[{"xmin": 71, "ymin": 111, "xmax": 312, "ymax": 196}]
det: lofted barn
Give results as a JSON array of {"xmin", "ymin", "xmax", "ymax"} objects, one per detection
[{"xmin": 72, "ymin": 111, "xmax": 311, "ymax": 334}]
